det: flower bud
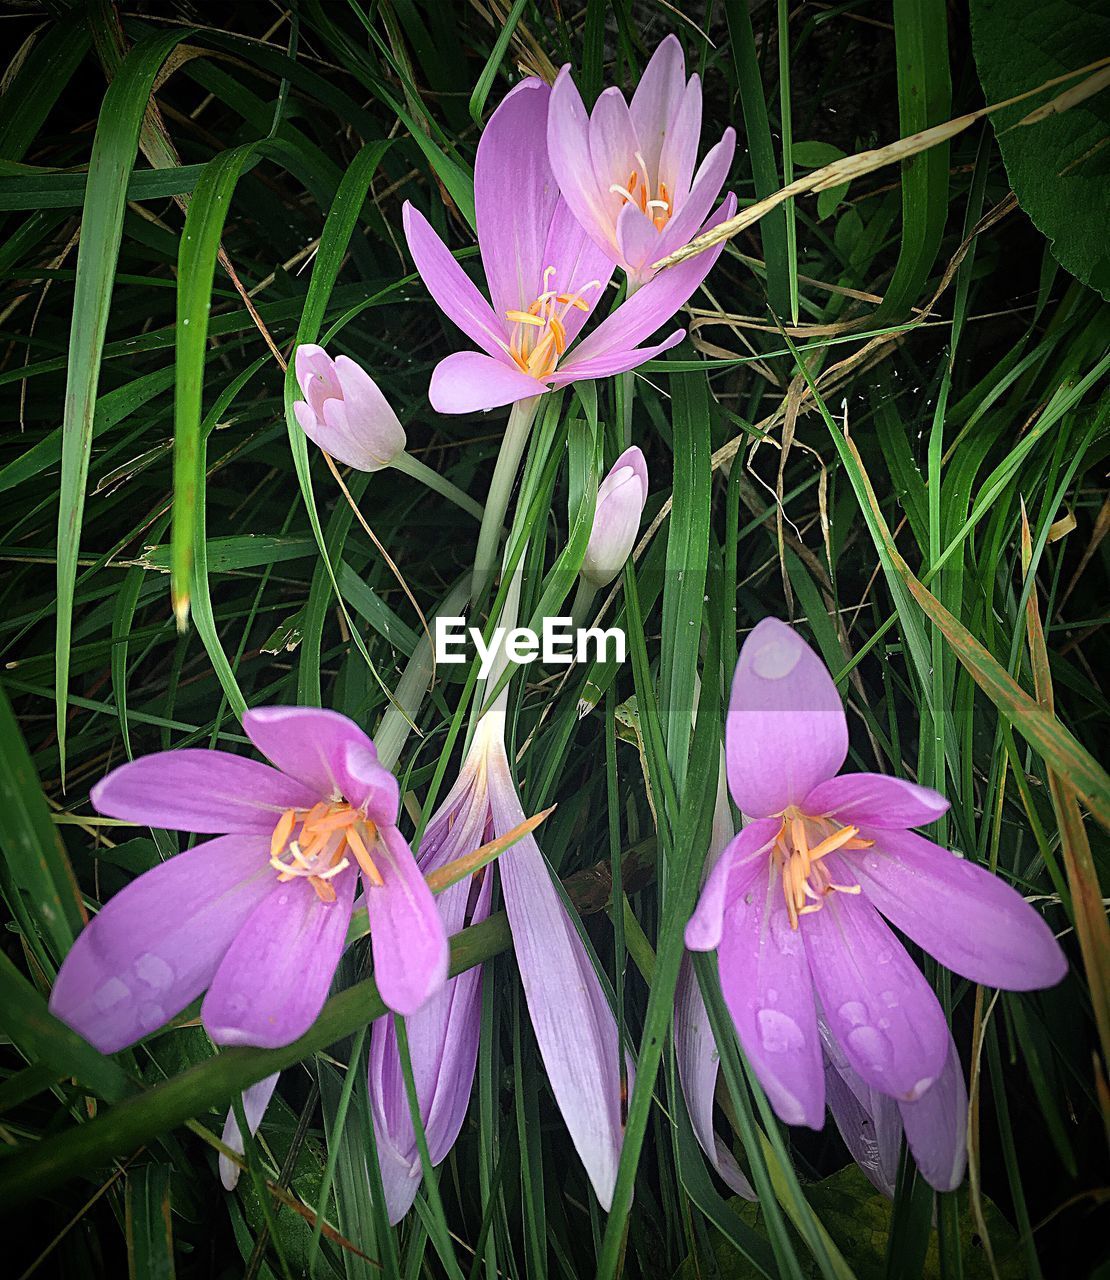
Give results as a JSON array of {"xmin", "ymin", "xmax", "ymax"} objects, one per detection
[
  {"xmin": 580, "ymin": 446, "xmax": 648, "ymax": 589},
  {"xmin": 293, "ymin": 344, "xmax": 406, "ymax": 471}
]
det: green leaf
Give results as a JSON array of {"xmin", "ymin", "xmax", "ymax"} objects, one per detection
[
  {"xmin": 0, "ymin": 684, "xmax": 85, "ymax": 963},
  {"xmin": 55, "ymin": 25, "xmax": 190, "ymax": 779},
  {"xmin": 971, "ymin": 0, "xmax": 1110, "ymax": 297},
  {"xmin": 790, "ymin": 141, "xmax": 846, "ymax": 167},
  {"xmin": 126, "ymin": 1163, "xmax": 176, "ymax": 1280}
]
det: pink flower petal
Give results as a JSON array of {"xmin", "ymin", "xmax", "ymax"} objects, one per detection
[
  {"xmin": 716, "ymin": 862, "xmax": 825, "ymax": 1128},
  {"xmin": 658, "ymin": 74, "xmax": 702, "ymax": 206},
  {"xmin": 91, "ymin": 749, "xmax": 315, "ymax": 834},
  {"xmin": 306, "ymin": 355, "xmax": 405, "ymax": 471},
  {"xmin": 202, "ymin": 871, "xmax": 356, "ymax": 1049},
  {"xmin": 402, "ymin": 202, "xmax": 508, "ymax": 359},
  {"xmin": 897, "ymin": 1037, "xmax": 967, "ymax": 1192},
  {"xmin": 49, "ymin": 835, "xmax": 274, "ymax": 1053},
  {"xmin": 802, "ymin": 885, "xmax": 948, "ymax": 1101},
  {"xmin": 475, "ymin": 78, "xmax": 560, "ymax": 317},
  {"xmin": 488, "ymin": 743, "xmax": 630, "ymax": 1209},
  {"xmin": 366, "ymin": 824, "xmax": 449, "ymax": 1016},
  {"xmin": 295, "ymin": 344, "xmax": 341, "ymax": 417},
  {"xmin": 539, "ymin": 199, "xmax": 615, "ymax": 348},
  {"xmin": 802, "ymin": 773, "xmax": 949, "ymax": 830},
  {"xmin": 550, "ymin": 329, "xmax": 684, "ymax": 386},
  {"xmin": 850, "ymin": 827, "xmax": 1067, "ymax": 990},
  {"xmin": 726, "ymin": 618, "xmax": 848, "ymax": 819},
  {"xmin": 685, "ymin": 818, "xmax": 781, "ymax": 951},
  {"xmin": 562, "ymin": 193, "xmax": 736, "ymax": 370},
  {"xmin": 629, "ymin": 34, "xmax": 687, "ymax": 178},
  {"xmin": 589, "ymin": 87, "xmax": 641, "ymax": 231},
  {"xmin": 548, "ymin": 66, "xmax": 617, "ymax": 260},
  {"xmin": 220, "ymin": 1072, "xmax": 280, "ymax": 1190},
  {"xmin": 242, "ymin": 706, "xmax": 399, "ymax": 826},
  {"xmin": 656, "ymin": 130, "xmax": 736, "ymax": 257},
  {"xmin": 615, "ymin": 202, "xmax": 662, "ymax": 279},
  {"xmin": 430, "ymin": 351, "xmax": 546, "ymax": 414}
]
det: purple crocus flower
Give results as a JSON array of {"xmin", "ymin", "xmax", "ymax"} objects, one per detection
[
  {"xmin": 368, "ymin": 734, "xmax": 495, "ymax": 1222},
  {"xmin": 581, "ymin": 445, "xmax": 648, "ymax": 590},
  {"xmin": 369, "ymin": 712, "xmax": 631, "ymax": 1215},
  {"xmin": 549, "ymin": 34, "xmax": 736, "ymax": 287},
  {"xmin": 402, "ymin": 77, "xmax": 735, "ymax": 414},
  {"xmin": 685, "ymin": 619, "xmax": 1065, "ymax": 1181},
  {"xmin": 823, "ymin": 1017, "xmax": 968, "ymax": 1196},
  {"xmin": 293, "ymin": 344, "xmax": 407, "ymax": 472},
  {"xmin": 50, "ymin": 708, "xmax": 449, "ymax": 1055}
]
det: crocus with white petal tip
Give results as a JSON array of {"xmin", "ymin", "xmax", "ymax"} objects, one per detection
[
  {"xmin": 581, "ymin": 446, "xmax": 648, "ymax": 590},
  {"xmin": 685, "ymin": 618, "xmax": 1065, "ymax": 1146},
  {"xmin": 370, "ymin": 710, "xmax": 632, "ymax": 1216},
  {"xmin": 50, "ymin": 708, "xmax": 449, "ymax": 1055},
  {"xmin": 549, "ymin": 35, "xmax": 736, "ymax": 287},
  {"xmin": 293, "ymin": 344, "xmax": 406, "ymax": 471},
  {"xmin": 403, "ymin": 78, "xmax": 735, "ymax": 414}
]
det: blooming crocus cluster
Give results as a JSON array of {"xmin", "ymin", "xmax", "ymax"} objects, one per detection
[
  {"xmin": 549, "ymin": 35, "xmax": 736, "ymax": 287},
  {"xmin": 370, "ymin": 709, "xmax": 632, "ymax": 1214},
  {"xmin": 684, "ymin": 620, "xmax": 1065, "ymax": 1188},
  {"xmin": 293, "ymin": 344, "xmax": 407, "ymax": 472},
  {"xmin": 50, "ymin": 708, "xmax": 448, "ymax": 1053},
  {"xmin": 403, "ymin": 77, "xmax": 735, "ymax": 414},
  {"xmin": 581, "ymin": 445, "xmax": 648, "ymax": 590}
]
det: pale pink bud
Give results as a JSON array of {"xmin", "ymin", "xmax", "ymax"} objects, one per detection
[
  {"xmin": 293, "ymin": 344, "xmax": 406, "ymax": 471},
  {"xmin": 580, "ymin": 446, "xmax": 648, "ymax": 589}
]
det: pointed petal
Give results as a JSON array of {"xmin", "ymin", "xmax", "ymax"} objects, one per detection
[
  {"xmin": 489, "ymin": 745, "xmax": 629, "ymax": 1209},
  {"xmin": 366, "ymin": 825, "xmax": 449, "ymax": 1015},
  {"xmin": 322, "ymin": 355, "xmax": 406, "ymax": 471},
  {"xmin": 242, "ymin": 706, "xmax": 399, "ymax": 825},
  {"xmin": 803, "ymin": 885, "xmax": 948, "ymax": 1101},
  {"xmin": 202, "ymin": 871, "xmax": 355, "ymax": 1048},
  {"xmin": 295, "ymin": 344, "xmax": 341, "ymax": 417},
  {"xmin": 851, "ymin": 827, "xmax": 1067, "ymax": 990},
  {"xmin": 716, "ymin": 863, "xmax": 825, "ymax": 1128},
  {"xmin": 475, "ymin": 78, "xmax": 559, "ymax": 316},
  {"xmin": 548, "ymin": 66, "xmax": 618, "ymax": 260},
  {"xmin": 674, "ymin": 955, "xmax": 756, "ymax": 1198},
  {"xmin": 49, "ymin": 835, "xmax": 274, "ymax": 1053},
  {"xmin": 615, "ymin": 202, "xmax": 662, "ymax": 278},
  {"xmin": 91, "ymin": 749, "xmax": 315, "ymax": 834},
  {"xmin": 656, "ymin": 129, "xmax": 736, "ymax": 256},
  {"xmin": 563, "ymin": 194, "xmax": 736, "ymax": 369},
  {"xmin": 589, "ymin": 87, "xmax": 641, "ymax": 234},
  {"xmin": 726, "ymin": 617, "xmax": 848, "ymax": 819},
  {"xmin": 402, "ymin": 201, "xmax": 507, "ymax": 359},
  {"xmin": 897, "ymin": 1038, "xmax": 967, "ymax": 1192},
  {"xmin": 657, "ymin": 74, "xmax": 702, "ymax": 206},
  {"xmin": 540, "ymin": 199, "xmax": 615, "ymax": 348},
  {"xmin": 551, "ymin": 329, "xmax": 684, "ymax": 386},
  {"xmin": 802, "ymin": 773, "xmax": 949, "ymax": 830},
  {"xmin": 430, "ymin": 351, "xmax": 546, "ymax": 414},
  {"xmin": 220, "ymin": 1073, "xmax": 280, "ymax": 1190},
  {"xmin": 685, "ymin": 818, "xmax": 782, "ymax": 951},
  {"xmin": 629, "ymin": 34, "xmax": 687, "ymax": 177}
]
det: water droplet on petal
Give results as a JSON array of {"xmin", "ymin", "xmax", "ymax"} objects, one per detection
[
  {"xmin": 847, "ymin": 1025, "xmax": 891, "ymax": 1071},
  {"xmin": 94, "ymin": 977, "xmax": 129, "ymax": 1012},
  {"xmin": 838, "ymin": 1000, "xmax": 868, "ymax": 1027},
  {"xmin": 134, "ymin": 952, "xmax": 174, "ymax": 990},
  {"xmin": 757, "ymin": 1008, "xmax": 805, "ymax": 1053},
  {"xmin": 752, "ymin": 635, "xmax": 802, "ymax": 679},
  {"xmin": 765, "ymin": 987, "xmax": 779, "ymax": 1005},
  {"xmin": 879, "ymin": 989, "xmax": 899, "ymax": 1008}
]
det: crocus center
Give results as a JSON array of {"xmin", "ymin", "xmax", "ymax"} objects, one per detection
[
  {"xmin": 269, "ymin": 800, "xmax": 383, "ymax": 903},
  {"xmin": 609, "ymin": 152, "xmax": 672, "ymax": 231},
  {"xmin": 772, "ymin": 808, "xmax": 873, "ymax": 930},
  {"xmin": 504, "ymin": 266, "xmax": 601, "ymax": 379}
]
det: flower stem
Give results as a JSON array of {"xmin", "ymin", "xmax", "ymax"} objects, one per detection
[
  {"xmin": 471, "ymin": 397, "xmax": 540, "ymax": 604},
  {"xmin": 390, "ymin": 449, "xmax": 484, "ymax": 521},
  {"xmin": 569, "ymin": 576, "xmax": 596, "ymax": 631}
]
